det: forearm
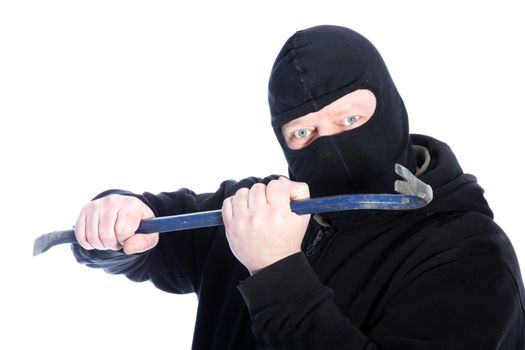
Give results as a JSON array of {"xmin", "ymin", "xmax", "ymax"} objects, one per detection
[
  {"xmin": 71, "ymin": 176, "xmax": 277, "ymax": 293},
  {"xmin": 237, "ymin": 253, "xmax": 376, "ymax": 349},
  {"xmin": 70, "ymin": 187, "xmax": 195, "ymax": 292},
  {"xmin": 71, "ymin": 243, "xmax": 150, "ymax": 280}
]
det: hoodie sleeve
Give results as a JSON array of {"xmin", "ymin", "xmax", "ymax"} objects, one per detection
[
  {"xmin": 237, "ymin": 229, "xmax": 525, "ymax": 349},
  {"xmin": 72, "ymin": 176, "xmax": 276, "ymax": 295},
  {"xmin": 237, "ymin": 253, "xmax": 376, "ymax": 349}
]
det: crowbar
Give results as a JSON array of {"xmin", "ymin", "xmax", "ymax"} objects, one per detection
[{"xmin": 33, "ymin": 163, "xmax": 432, "ymax": 256}]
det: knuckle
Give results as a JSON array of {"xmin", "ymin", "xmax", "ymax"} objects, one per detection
[
  {"xmin": 105, "ymin": 194, "xmax": 118, "ymax": 202},
  {"xmin": 81, "ymin": 202, "xmax": 94, "ymax": 214},
  {"xmin": 104, "ymin": 194, "xmax": 132, "ymax": 209},
  {"xmin": 115, "ymin": 217, "xmax": 133, "ymax": 236},
  {"xmin": 102, "ymin": 194, "xmax": 119, "ymax": 207},
  {"xmin": 235, "ymin": 187, "xmax": 249, "ymax": 196},
  {"xmin": 251, "ymin": 183, "xmax": 266, "ymax": 190},
  {"xmin": 268, "ymin": 179, "xmax": 284, "ymax": 189},
  {"xmin": 127, "ymin": 197, "xmax": 153, "ymax": 216},
  {"xmin": 125, "ymin": 196, "xmax": 140, "ymax": 207}
]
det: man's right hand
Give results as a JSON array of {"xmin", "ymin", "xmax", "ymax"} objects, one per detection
[{"xmin": 75, "ymin": 194, "xmax": 159, "ymax": 254}]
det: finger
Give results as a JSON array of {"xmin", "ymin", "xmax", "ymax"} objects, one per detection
[
  {"xmin": 98, "ymin": 207, "xmax": 120, "ymax": 250},
  {"xmin": 116, "ymin": 199, "xmax": 157, "ymax": 253},
  {"xmin": 232, "ymin": 187, "xmax": 249, "ymax": 217},
  {"xmin": 86, "ymin": 206, "xmax": 104, "ymax": 249},
  {"xmin": 278, "ymin": 176, "xmax": 310, "ymax": 200},
  {"xmin": 115, "ymin": 206, "xmax": 140, "ymax": 244},
  {"xmin": 123, "ymin": 233, "xmax": 159, "ymax": 254},
  {"xmin": 138, "ymin": 199, "xmax": 156, "ymax": 220},
  {"xmin": 222, "ymin": 197, "xmax": 233, "ymax": 225},
  {"xmin": 248, "ymin": 183, "xmax": 267, "ymax": 209},
  {"xmin": 74, "ymin": 210, "xmax": 93, "ymax": 250},
  {"xmin": 265, "ymin": 179, "xmax": 291, "ymax": 211}
]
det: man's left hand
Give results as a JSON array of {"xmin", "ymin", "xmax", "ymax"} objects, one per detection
[{"xmin": 222, "ymin": 177, "xmax": 311, "ymax": 275}]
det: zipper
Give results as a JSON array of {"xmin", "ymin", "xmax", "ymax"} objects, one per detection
[{"xmin": 305, "ymin": 225, "xmax": 333, "ymax": 258}]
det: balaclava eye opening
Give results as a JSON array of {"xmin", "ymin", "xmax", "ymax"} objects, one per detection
[{"xmin": 268, "ymin": 25, "xmax": 416, "ymax": 198}]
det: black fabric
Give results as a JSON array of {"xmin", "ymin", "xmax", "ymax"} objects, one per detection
[
  {"xmin": 72, "ymin": 135, "xmax": 525, "ymax": 349},
  {"xmin": 269, "ymin": 25, "xmax": 416, "ymax": 197}
]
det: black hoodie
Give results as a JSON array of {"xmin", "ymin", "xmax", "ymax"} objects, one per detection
[
  {"xmin": 73, "ymin": 25, "xmax": 524, "ymax": 349},
  {"xmin": 73, "ymin": 135, "xmax": 525, "ymax": 349}
]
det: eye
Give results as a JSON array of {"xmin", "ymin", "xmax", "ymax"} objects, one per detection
[
  {"xmin": 293, "ymin": 129, "xmax": 312, "ymax": 139},
  {"xmin": 343, "ymin": 115, "xmax": 360, "ymax": 126}
]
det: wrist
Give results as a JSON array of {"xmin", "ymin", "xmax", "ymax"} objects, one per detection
[
  {"xmin": 247, "ymin": 249, "xmax": 302, "ymax": 275},
  {"xmin": 238, "ymin": 252, "xmax": 325, "ymax": 316}
]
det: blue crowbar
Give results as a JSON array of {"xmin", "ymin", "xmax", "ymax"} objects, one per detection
[{"xmin": 32, "ymin": 163, "xmax": 432, "ymax": 256}]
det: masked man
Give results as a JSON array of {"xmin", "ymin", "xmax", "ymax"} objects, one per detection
[{"xmin": 73, "ymin": 25, "xmax": 525, "ymax": 349}]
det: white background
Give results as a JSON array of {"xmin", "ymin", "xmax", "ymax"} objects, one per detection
[{"xmin": 1, "ymin": 1, "xmax": 524, "ymax": 349}]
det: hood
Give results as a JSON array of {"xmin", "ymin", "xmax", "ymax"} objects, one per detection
[
  {"xmin": 319, "ymin": 134, "xmax": 493, "ymax": 229},
  {"xmin": 412, "ymin": 134, "xmax": 493, "ymax": 218}
]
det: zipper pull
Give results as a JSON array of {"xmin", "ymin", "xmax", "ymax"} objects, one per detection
[{"xmin": 305, "ymin": 227, "xmax": 330, "ymax": 257}]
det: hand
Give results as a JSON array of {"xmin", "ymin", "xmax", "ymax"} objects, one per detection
[
  {"xmin": 75, "ymin": 194, "xmax": 159, "ymax": 254},
  {"xmin": 222, "ymin": 177, "xmax": 311, "ymax": 275}
]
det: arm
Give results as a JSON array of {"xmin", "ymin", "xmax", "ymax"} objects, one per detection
[
  {"xmin": 238, "ymin": 233, "xmax": 524, "ymax": 349},
  {"xmin": 238, "ymin": 253, "xmax": 375, "ymax": 349},
  {"xmin": 72, "ymin": 176, "xmax": 277, "ymax": 294},
  {"xmin": 222, "ymin": 178, "xmax": 371, "ymax": 348},
  {"xmin": 223, "ymin": 182, "xmax": 525, "ymax": 349}
]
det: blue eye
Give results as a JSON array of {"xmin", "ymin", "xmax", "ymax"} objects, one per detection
[
  {"xmin": 343, "ymin": 115, "xmax": 359, "ymax": 126},
  {"xmin": 294, "ymin": 129, "xmax": 312, "ymax": 139}
]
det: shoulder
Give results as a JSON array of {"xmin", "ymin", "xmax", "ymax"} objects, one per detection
[
  {"xmin": 418, "ymin": 211, "xmax": 508, "ymax": 252},
  {"xmin": 410, "ymin": 211, "xmax": 521, "ymax": 283}
]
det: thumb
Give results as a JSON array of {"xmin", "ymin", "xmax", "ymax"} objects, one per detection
[
  {"xmin": 278, "ymin": 176, "xmax": 310, "ymax": 201},
  {"xmin": 123, "ymin": 233, "xmax": 159, "ymax": 254},
  {"xmin": 123, "ymin": 205, "xmax": 158, "ymax": 254}
]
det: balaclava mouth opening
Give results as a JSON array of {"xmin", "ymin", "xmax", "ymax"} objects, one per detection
[{"xmin": 268, "ymin": 25, "xmax": 417, "ymax": 198}]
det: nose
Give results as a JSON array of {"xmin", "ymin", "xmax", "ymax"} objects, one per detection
[{"xmin": 317, "ymin": 120, "xmax": 343, "ymax": 138}]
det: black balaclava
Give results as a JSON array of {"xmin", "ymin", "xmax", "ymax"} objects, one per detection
[{"xmin": 269, "ymin": 25, "xmax": 417, "ymax": 198}]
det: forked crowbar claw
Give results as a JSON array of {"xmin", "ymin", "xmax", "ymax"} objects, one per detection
[{"xmin": 33, "ymin": 163, "xmax": 432, "ymax": 256}]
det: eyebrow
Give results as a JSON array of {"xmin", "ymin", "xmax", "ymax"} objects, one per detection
[
  {"xmin": 283, "ymin": 115, "xmax": 316, "ymax": 128},
  {"xmin": 285, "ymin": 119, "xmax": 305, "ymax": 127},
  {"xmin": 332, "ymin": 102, "xmax": 364, "ymax": 115}
]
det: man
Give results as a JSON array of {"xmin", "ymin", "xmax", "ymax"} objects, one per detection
[{"xmin": 73, "ymin": 25, "xmax": 525, "ymax": 349}]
